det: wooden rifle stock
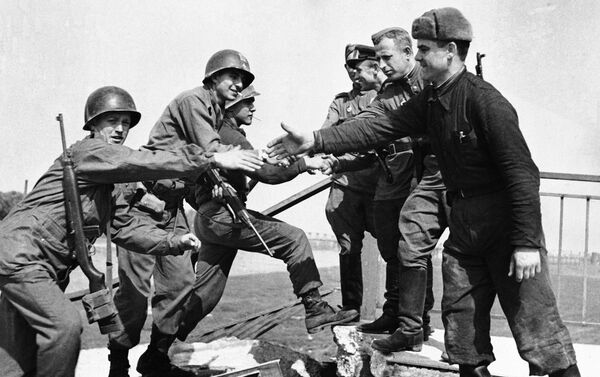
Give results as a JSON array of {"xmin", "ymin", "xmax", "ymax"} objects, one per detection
[{"xmin": 56, "ymin": 113, "xmax": 122, "ymax": 334}]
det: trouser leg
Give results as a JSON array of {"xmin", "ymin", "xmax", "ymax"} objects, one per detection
[
  {"xmin": 0, "ymin": 270, "xmax": 83, "ymax": 377},
  {"xmin": 109, "ymin": 248, "xmax": 155, "ymax": 350},
  {"xmin": 151, "ymin": 250, "xmax": 195, "ymax": 335},
  {"xmin": 325, "ymin": 186, "xmax": 373, "ymax": 311},
  {"xmin": 441, "ymin": 249, "xmax": 496, "ymax": 366},
  {"xmin": 174, "ymin": 242, "xmax": 237, "ymax": 340},
  {"xmin": 490, "ymin": 245, "xmax": 577, "ymax": 375},
  {"xmin": 372, "ymin": 198, "xmax": 405, "ymax": 317},
  {"xmin": 0, "ymin": 293, "xmax": 36, "ymax": 377}
]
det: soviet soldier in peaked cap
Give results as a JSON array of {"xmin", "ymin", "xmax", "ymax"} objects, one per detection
[
  {"xmin": 0, "ymin": 86, "xmax": 261, "ymax": 377},
  {"xmin": 321, "ymin": 43, "xmax": 379, "ymax": 321},
  {"xmin": 267, "ymin": 7, "xmax": 580, "ymax": 377}
]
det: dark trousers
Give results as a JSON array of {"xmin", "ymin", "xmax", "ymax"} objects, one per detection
[
  {"xmin": 108, "ymin": 249, "xmax": 195, "ymax": 350},
  {"xmin": 372, "ymin": 197, "xmax": 406, "ymax": 316},
  {"xmin": 325, "ymin": 184, "xmax": 376, "ymax": 311},
  {"xmin": 0, "ymin": 269, "xmax": 83, "ymax": 377},
  {"xmin": 442, "ymin": 191, "xmax": 577, "ymax": 375},
  {"xmin": 172, "ymin": 201, "xmax": 323, "ymax": 339},
  {"xmin": 398, "ymin": 173, "xmax": 449, "ymax": 323}
]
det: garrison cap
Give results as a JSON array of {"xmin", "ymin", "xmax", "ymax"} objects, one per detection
[
  {"xmin": 225, "ymin": 85, "xmax": 260, "ymax": 110},
  {"xmin": 412, "ymin": 7, "xmax": 473, "ymax": 42},
  {"xmin": 346, "ymin": 44, "xmax": 377, "ymax": 68}
]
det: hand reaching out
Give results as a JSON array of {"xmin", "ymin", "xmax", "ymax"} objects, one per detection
[
  {"xmin": 266, "ymin": 122, "xmax": 316, "ymax": 160},
  {"xmin": 213, "ymin": 146, "xmax": 264, "ymax": 171}
]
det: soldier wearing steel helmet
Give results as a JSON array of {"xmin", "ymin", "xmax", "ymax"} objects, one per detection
[
  {"xmin": 107, "ymin": 50, "xmax": 260, "ymax": 377},
  {"xmin": 0, "ymin": 86, "xmax": 262, "ymax": 377},
  {"xmin": 108, "ymin": 50, "xmax": 355, "ymax": 377}
]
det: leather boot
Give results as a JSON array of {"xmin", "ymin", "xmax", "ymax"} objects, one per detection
[
  {"xmin": 549, "ymin": 364, "xmax": 581, "ymax": 377},
  {"xmin": 339, "ymin": 253, "xmax": 362, "ymax": 317},
  {"xmin": 137, "ymin": 325, "xmax": 194, "ymax": 377},
  {"xmin": 302, "ymin": 288, "xmax": 359, "ymax": 334},
  {"xmin": 357, "ymin": 313, "xmax": 398, "ymax": 334},
  {"xmin": 371, "ymin": 328, "xmax": 423, "ymax": 353},
  {"xmin": 459, "ymin": 364, "xmax": 492, "ymax": 377},
  {"xmin": 107, "ymin": 348, "xmax": 130, "ymax": 377},
  {"xmin": 371, "ymin": 267, "xmax": 428, "ymax": 352}
]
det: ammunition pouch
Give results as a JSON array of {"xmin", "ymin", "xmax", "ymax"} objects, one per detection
[{"xmin": 81, "ymin": 289, "xmax": 124, "ymax": 334}]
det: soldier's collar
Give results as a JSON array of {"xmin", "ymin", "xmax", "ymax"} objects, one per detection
[{"xmin": 429, "ymin": 66, "xmax": 466, "ymax": 109}]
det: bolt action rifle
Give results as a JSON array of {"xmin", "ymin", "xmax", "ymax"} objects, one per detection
[
  {"xmin": 56, "ymin": 113, "xmax": 123, "ymax": 334},
  {"xmin": 205, "ymin": 168, "xmax": 274, "ymax": 256},
  {"xmin": 476, "ymin": 52, "xmax": 486, "ymax": 79}
]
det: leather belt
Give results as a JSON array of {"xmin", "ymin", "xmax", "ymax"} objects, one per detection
[
  {"xmin": 446, "ymin": 184, "xmax": 504, "ymax": 205},
  {"xmin": 382, "ymin": 140, "xmax": 412, "ymax": 155}
]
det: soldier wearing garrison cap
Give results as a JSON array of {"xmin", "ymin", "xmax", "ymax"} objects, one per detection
[
  {"xmin": 268, "ymin": 7, "xmax": 580, "ymax": 377},
  {"xmin": 321, "ymin": 43, "xmax": 379, "ymax": 320}
]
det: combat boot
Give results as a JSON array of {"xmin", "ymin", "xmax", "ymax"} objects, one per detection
[
  {"xmin": 549, "ymin": 364, "xmax": 581, "ymax": 377},
  {"xmin": 107, "ymin": 348, "xmax": 129, "ymax": 377},
  {"xmin": 371, "ymin": 328, "xmax": 424, "ymax": 353},
  {"xmin": 459, "ymin": 364, "xmax": 492, "ymax": 377},
  {"xmin": 137, "ymin": 325, "xmax": 194, "ymax": 377},
  {"xmin": 302, "ymin": 288, "xmax": 359, "ymax": 334},
  {"xmin": 357, "ymin": 313, "xmax": 398, "ymax": 334}
]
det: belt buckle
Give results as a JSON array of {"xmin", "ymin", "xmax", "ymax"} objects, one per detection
[{"xmin": 388, "ymin": 143, "xmax": 397, "ymax": 155}]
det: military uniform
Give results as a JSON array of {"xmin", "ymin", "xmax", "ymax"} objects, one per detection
[
  {"xmin": 314, "ymin": 68, "xmax": 577, "ymax": 375},
  {"xmin": 322, "ymin": 85, "xmax": 378, "ymax": 314},
  {"xmin": 172, "ymin": 117, "xmax": 325, "ymax": 339},
  {"xmin": 354, "ymin": 66, "xmax": 432, "ymax": 324},
  {"xmin": 0, "ymin": 137, "xmax": 216, "ymax": 377},
  {"xmin": 108, "ymin": 85, "xmax": 235, "ymax": 358}
]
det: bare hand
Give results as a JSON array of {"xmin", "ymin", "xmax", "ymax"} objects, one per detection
[
  {"xmin": 508, "ymin": 246, "xmax": 542, "ymax": 282},
  {"xmin": 178, "ymin": 233, "xmax": 201, "ymax": 252},
  {"xmin": 213, "ymin": 146, "xmax": 264, "ymax": 172},
  {"xmin": 319, "ymin": 155, "xmax": 338, "ymax": 175},
  {"xmin": 266, "ymin": 122, "xmax": 315, "ymax": 160},
  {"xmin": 211, "ymin": 183, "xmax": 236, "ymax": 200}
]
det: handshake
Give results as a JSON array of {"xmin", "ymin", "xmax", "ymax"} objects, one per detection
[{"xmin": 302, "ymin": 154, "xmax": 338, "ymax": 175}]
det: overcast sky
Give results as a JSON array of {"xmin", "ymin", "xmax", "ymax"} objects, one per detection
[{"xmin": 2, "ymin": 0, "xmax": 600, "ymax": 251}]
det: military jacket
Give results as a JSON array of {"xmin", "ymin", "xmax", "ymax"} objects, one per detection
[
  {"xmin": 141, "ymin": 85, "xmax": 234, "ymax": 208},
  {"xmin": 0, "ymin": 137, "xmax": 215, "ymax": 280},
  {"xmin": 322, "ymin": 86, "xmax": 378, "ymax": 194},
  {"xmin": 316, "ymin": 69, "xmax": 542, "ymax": 249},
  {"xmin": 355, "ymin": 65, "xmax": 424, "ymax": 200}
]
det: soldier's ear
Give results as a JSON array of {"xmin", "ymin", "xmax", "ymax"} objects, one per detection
[{"xmin": 447, "ymin": 42, "xmax": 458, "ymax": 59}]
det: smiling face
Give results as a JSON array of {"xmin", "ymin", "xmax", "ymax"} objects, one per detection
[
  {"xmin": 90, "ymin": 112, "xmax": 131, "ymax": 145},
  {"xmin": 375, "ymin": 37, "xmax": 412, "ymax": 80},
  {"xmin": 354, "ymin": 60, "xmax": 380, "ymax": 91},
  {"xmin": 415, "ymin": 39, "xmax": 453, "ymax": 84},
  {"xmin": 229, "ymin": 98, "xmax": 256, "ymax": 126},
  {"xmin": 212, "ymin": 69, "xmax": 244, "ymax": 105}
]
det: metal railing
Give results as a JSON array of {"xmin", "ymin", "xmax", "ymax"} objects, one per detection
[{"xmin": 539, "ymin": 172, "xmax": 600, "ymax": 326}]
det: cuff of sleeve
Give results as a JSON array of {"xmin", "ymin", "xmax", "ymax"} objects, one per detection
[
  {"xmin": 296, "ymin": 157, "xmax": 307, "ymax": 173},
  {"xmin": 313, "ymin": 130, "xmax": 323, "ymax": 153}
]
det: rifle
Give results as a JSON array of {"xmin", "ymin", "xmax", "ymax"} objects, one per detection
[
  {"xmin": 475, "ymin": 52, "xmax": 486, "ymax": 79},
  {"xmin": 205, "ymin": 168, "xmax": 273, "ymax": 256},
  {"xmin": 56, "ymin": 113, "xmax": 123, "ymax": 334}
]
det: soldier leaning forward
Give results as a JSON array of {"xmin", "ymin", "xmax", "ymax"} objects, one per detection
[{"xmin": 0, "ymin": 86, "xmax": 262, "ymax": 377}]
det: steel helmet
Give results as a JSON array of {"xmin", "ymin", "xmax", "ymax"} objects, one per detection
[
  {"xmin": 225, "ymin": 85, "xmax": 260, "ymax": 110},
  {"xmin": 83, "ymin": 86, "xmax": 141, "ymax": 131},
  {"xmin": 202, "ymin": 49, "xmax": 255, "ymax": 89}
]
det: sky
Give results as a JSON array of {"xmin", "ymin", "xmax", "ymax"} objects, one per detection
[{"xmin": 2, "ymin": 0, "xmax": 600, "ymax": 252}]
